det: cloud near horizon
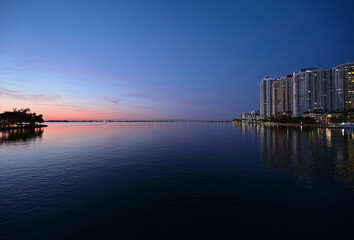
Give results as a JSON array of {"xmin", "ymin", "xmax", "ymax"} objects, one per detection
[{"xmin": 102, "ymin": 97, "xmax": 121, "ymax": 105}]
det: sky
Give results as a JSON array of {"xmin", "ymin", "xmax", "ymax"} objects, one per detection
[{"xmin": 0, "ymin": 0, "xmax": 353, "ymax": 120}]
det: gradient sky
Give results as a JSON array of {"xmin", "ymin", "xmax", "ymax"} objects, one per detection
[{"xmin": 1, "ymin": 0, "xmax": 353, "ymax": 120}]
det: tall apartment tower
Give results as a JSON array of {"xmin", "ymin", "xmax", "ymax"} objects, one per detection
[
  {"xmin": 293, "ymin": 68, "xmax": 333, "ymax": 116},
  {"xmin": 333, "ymin": 63, "xmax": 354, "ymax": 112},
  {"xmin": 272, "ymin": 74, "xmax": 293, "ymax": 116},
  {"xmin": 260, "ymin": 77, "xmax": 274, "ymax": 118}
]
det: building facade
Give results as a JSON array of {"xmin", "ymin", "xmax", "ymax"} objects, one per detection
[
  {"xmin": 272, "ymin": 74, "xmax": 293, "ymax": 117},
  {"xmin": 238, "ymin": 111, "xmax": 262, "ymax": 122},
  {"xmin": 292, "ymin": 68, "xmax": 333, "ymax": 116},
  {"xmin": 257, "ymin": 62, "xmax": 352, "ymax": 120},
  {"xmin": 251, "ymin": 110, "xmax": 260, "ymax": 115},
  {"xmin": 333, "ymin": 63, "xmax": 354, "ymax": 112},
  {"xmin": 260, "ymin": 77, "xmax": 274, "ymax": 118}
]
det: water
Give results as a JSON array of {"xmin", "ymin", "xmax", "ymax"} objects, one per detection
[{"xmin": 1, "ymin": 122, "xmax": 353, "ymax": 239}]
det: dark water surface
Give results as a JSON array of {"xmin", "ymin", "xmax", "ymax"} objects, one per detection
[{"xmin": 1, "ymin": 122, "xmax": 354, "ymax": 239}]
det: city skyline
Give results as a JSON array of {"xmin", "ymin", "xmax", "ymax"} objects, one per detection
[
  {"xmin": 1, "ymin": 0, "xmax": 354, "ymax": 120},
  {"xmin": 259, "ymin": 62, "xmax": 354, "ymax": 120}
]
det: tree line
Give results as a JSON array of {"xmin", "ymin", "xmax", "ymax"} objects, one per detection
[{"xmin": 0, "ymin": 108, "xmax": 44, "ymax": 127}]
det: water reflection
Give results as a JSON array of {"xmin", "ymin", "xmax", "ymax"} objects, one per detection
[
  {"xmin": 254, "ymin": 125, "xmax": 354, "ymax": 189},
  {"xmin": 0, "ymin": 128, "xmax": 43, "ymax": 144},
  {"xmin": 1, "ymin": 122, "xmax": 354, "ymax": 239}
]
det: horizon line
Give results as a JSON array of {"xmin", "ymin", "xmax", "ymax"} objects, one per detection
[{"xmin": 44, "ymin": 119, "xmax": 232, "ymax": 122}]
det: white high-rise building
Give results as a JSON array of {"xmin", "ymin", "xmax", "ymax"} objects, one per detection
[
  {"xmin": 292, "ymin": 67, "xmax": 333, "ymax": 116},
  {"xmin": 260, "ymin": 77, "xmax": 274, "ymax": 118},
  {"xmin": 333, "ymin": 63, "xmax": 354, "ymax": 112},
  {"xmin": 272, "ymin": 74, "xmax": 293, "ymax": 116}
]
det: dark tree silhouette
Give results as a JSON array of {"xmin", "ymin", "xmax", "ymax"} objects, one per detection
[{"xmin": 0, "ymin": 108, "xmax": 44, "ymax": 128}]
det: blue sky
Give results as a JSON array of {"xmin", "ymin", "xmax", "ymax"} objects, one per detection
[{"xmin": 0, "ymin": 0, "xmax": 353, "ymax": 120}]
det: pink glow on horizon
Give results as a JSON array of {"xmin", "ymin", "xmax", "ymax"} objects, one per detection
[{"xmin": 0, "ymin": 102, "xmax": 161, "ymax": 121}]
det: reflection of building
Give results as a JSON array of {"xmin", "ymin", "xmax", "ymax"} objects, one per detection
[
  {"xmin": 232, "ymin": 121, "xmax": 262, "ymax": 137},
  {"xmin": 260, "ymin": 77, "xmax": 274, "ymax": 118},
  {"xmin": 258, "ymin": 125, "xmax": 354, "ymax": 188},
  {"xmin": 333, "ymin": 63, "xmax": 354, "ymax": 112},
  {"xmin": 272, "ymin": 74, "xmax": 293, "ymax": 117},
  {"xmin": 293, "ymin": 68, "xmax": 333, "ymax": 116}
]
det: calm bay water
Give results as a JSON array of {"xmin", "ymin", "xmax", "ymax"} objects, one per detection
[{"xmin": 1, "ymin": 122, "xmax": 354, "ymax": 239}]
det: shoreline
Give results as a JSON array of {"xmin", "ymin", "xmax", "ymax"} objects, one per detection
[
  {"xmin": 0, "ymin": 125, "xmax": 48, "ymax": 131},
  {"xmin": 260, "ymin": 122, "xmax": 325, "ymax": 128},
  {"xmin": 233, "ymin": 121, "xmax": 341, "ymax": 128}
]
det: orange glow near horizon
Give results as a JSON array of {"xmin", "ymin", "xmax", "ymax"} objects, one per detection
[{"xmin": 0, "ymin": 106, "xmax": 112, "ymax": 121}]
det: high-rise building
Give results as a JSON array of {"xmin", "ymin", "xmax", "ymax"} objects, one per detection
[
  {"xmin": 258, "ymin": 62, "xmax": 352, "ymax": 119},
  {"xmin": 333, "ymin": 63, "xmax": 354, "ymax": 112},
  {"xmin": 260, "ymin": 77, "xmax": 274, "ymax": 118},
  {"xmin": 272, "ymin": 74, "xmax": 293, "ymax": 116},
  {"xmin": 292, "ymin": 68, "xmax": 333, "ymax": 116}
]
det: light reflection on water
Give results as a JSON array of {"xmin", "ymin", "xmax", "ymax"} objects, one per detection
[
  {"xmin": 0, "ymin": 128, "xmax": 43, "ymax": 143},
  {"xmin": 235, "ymin": 123, "xmax": 354, "ymax": 189},
  {"xmin": 1, "ymin": 122, "xmax": 354, "ymax": 239}
]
